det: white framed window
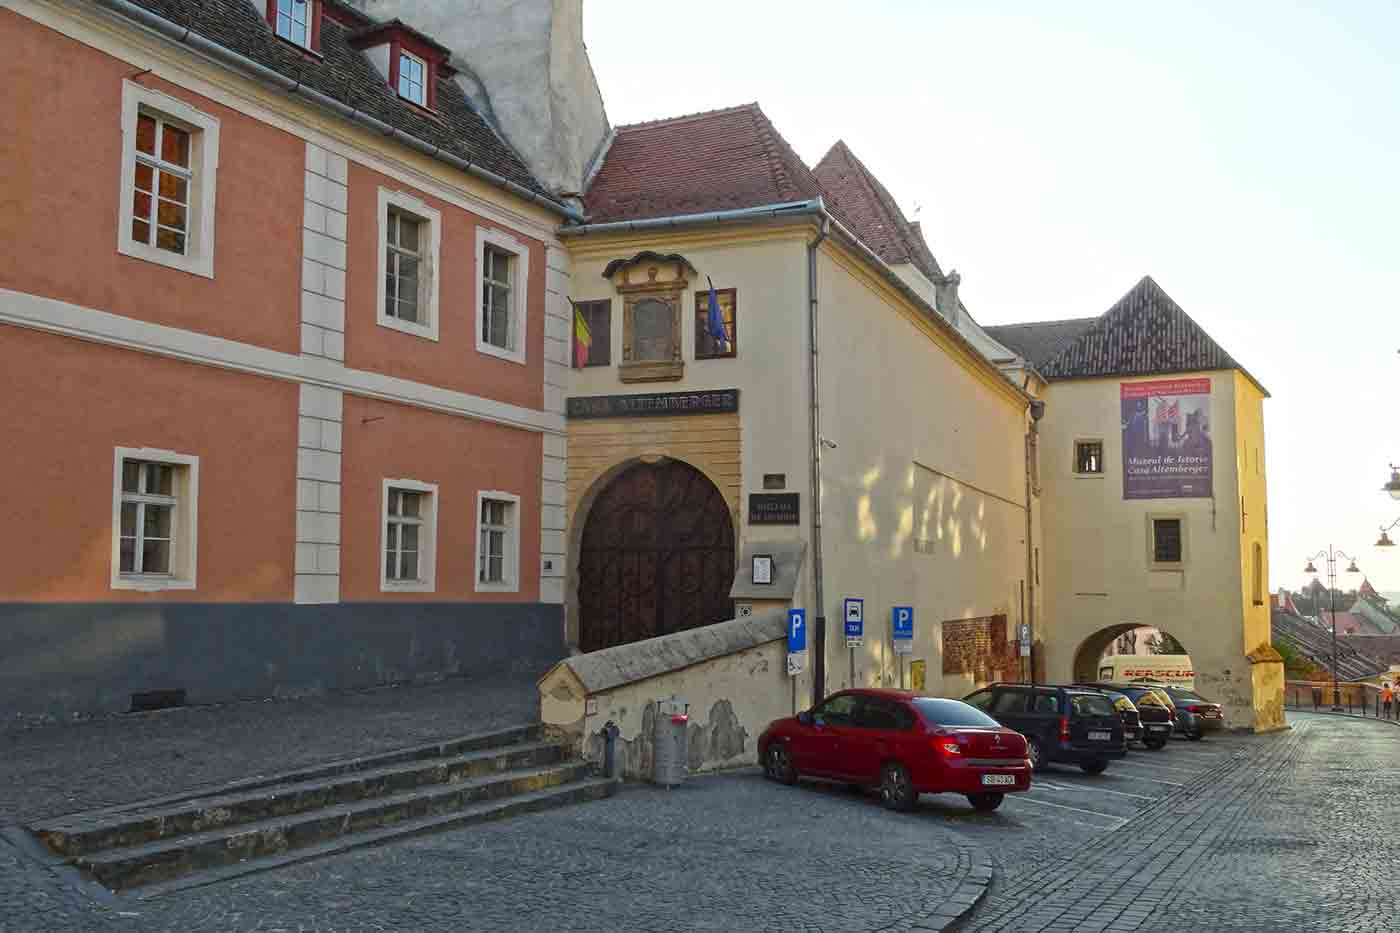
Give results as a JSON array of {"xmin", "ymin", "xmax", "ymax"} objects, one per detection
[
  {"xmin": 274, "ymin": 0, "xmax": 312, "ymax": 48},
  {"xmin": 381, "ymin": 479, "xmax": 437, "ymax": 592},
  {"xmin": 398, "ymin": 51, "xmax": 427, "ymax": 106},
  {"xmin": 111, "ymin": 447, "xmax": 199, "ymax": 591},
  {"xmin": 376, "ymin": 188, "xmax": 441, "ymax": 340},
  {"xmin": 475, "ymin": 226, "xmax": 530, "ymax": 364},
  {"xmin": 474, "ymin": 491, "xmax": 520, "ymax": 593},
  {"xmin": 118, "ymin": 81, "xmax": 219, "ymax": 279}
]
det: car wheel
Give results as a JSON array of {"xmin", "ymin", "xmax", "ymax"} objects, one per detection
[
  {"xmin": 880, "ymin": 762, "xmax": 917, "ymax": 812},
  {"xmin": 1026, "ymin": 737, "xmax": 1045, "ymax": 772},
  {"xmin": 1080, "ymin": 759, "xmax": 1109, "ymax": 775},
  {"xmin": 1144, "ymin": 737, "xmax": 1167, "ymax": 751},
  {"xmin": 967, "ymin": 792, "xmax": 1004, "ymax": 812},
  {"xmin": 764, "ymin": 742, "xmax": 797, "ymax": 785}
]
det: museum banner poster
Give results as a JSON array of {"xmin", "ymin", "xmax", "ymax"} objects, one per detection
[{"xmin": 1120, "ymin": 378, "xmax": 1212, "ymax": 500}]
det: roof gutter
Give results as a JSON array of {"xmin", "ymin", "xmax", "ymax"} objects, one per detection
[
  {"xmin": 557, "ymin": 199, "xmax": 825, "ymax": 236},
  {"xmin": 89, "ymin": 0, "xmax": 584, "ymax": 223}
]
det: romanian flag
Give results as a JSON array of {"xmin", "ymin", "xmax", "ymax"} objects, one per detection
[{"xmin": 572, "ymin": 300, "xmax": 591, "ymax": 368}]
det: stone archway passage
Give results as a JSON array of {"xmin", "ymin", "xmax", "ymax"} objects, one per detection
[{"xmin": 577, "ymin": 459, "xmax": 736, "ymax": 653}]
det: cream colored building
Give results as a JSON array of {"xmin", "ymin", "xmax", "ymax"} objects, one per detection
[
  {"xmin": 988, "ymin": 279, "xmax": 1283, "ymax": 730},
  {"xmin": 560, "ymin": 106, "xmax": 1043, "ymax": 705}
]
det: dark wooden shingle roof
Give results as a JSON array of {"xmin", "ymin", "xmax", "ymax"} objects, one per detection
[
  {"xmin": 988, "ymin": 277, "xmax": 1268, "ymax": 395},
  {"xmin": 984, "ymin": 318, "xmax": 1098, "ymax": 371}
]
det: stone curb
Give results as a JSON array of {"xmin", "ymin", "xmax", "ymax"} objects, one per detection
[{"xmin": 903, "ymin": 844, "xmax": 993, "ymax": 932}]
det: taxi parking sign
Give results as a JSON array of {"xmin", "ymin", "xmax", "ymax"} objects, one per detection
[{"xmin": 844, "ymin": 598, "xmax": 864, "ymax": 647}]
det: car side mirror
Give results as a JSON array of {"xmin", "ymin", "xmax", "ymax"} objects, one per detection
[{"xmin": 796, "ymin": 711, "xmax": 813, "ymax": 726}]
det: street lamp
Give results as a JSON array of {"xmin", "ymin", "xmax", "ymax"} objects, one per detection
[
  {"xmin": 1303, "ymin": 546, "xmax": 1360, "ymax": 712},
  {"xmin": 1375, "ymin": 519, "xmax": 1400, "ymax": 548},
  {"xmin": 1383, "ymin": 465, "xmax": 1400, "ymax": 501}
]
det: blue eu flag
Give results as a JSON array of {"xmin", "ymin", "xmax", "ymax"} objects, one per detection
[{"xmin": 706, "ymin": 276, "xmax": 727, "ymax": 352}]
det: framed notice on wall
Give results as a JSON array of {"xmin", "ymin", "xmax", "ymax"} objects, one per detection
[{"xmin": 752, "ymin": 554, "xmax": 774, "ymax": 585}]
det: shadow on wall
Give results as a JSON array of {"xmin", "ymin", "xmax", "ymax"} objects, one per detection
[{"xmin": 586, "ymin": 698, "xmax": 749, "ymax": 780}]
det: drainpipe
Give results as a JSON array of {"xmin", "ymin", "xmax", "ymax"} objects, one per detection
[
  {"xmin": 1024, "ymin": 394, "xmax": 1045, "ymax": 683},
  {"xmin": 808, "ymin": 216, "xmax": 831, "ymax": 709}
]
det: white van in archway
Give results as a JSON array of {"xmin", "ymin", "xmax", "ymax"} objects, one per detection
[{"xmin": 1097, "ymin": 655, "xmax": 1195, "ymax": 688}]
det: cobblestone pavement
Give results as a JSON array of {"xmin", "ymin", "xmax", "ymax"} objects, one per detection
[
  {"xmin": 2, "ymin": 770, "xmax": 984, "ymax": 933},
  {"xmin": 0, "ymin": 675, "xmax": 538, "ymax": 824},
  {"xmin": 3, "ymin": 698, "xmax": 1395, "ymax": 932},
  {"xmin": 950, "ymin": 712, "xmax": 1400, "ymax": 933}
]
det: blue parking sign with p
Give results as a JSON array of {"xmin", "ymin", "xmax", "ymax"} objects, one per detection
[
  {"xmin": 892, "ymin": 606, "xmax": 914, "ymax": 639},
  {"xmin": 787, "ymin": 609, "xmax": 806, "ymax": 652}
]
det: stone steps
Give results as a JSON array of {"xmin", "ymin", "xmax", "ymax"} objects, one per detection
[{"xmin": 29, "ymin": 724, "xmax": 614, "ymax": 894}]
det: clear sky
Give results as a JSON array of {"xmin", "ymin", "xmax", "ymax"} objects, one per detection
[{"xmin": 584, "ymin": 0, "xmax": 1400, "ymax": 592}]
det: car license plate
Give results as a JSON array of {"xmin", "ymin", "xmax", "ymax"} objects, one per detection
[
  {"xmin": 981, "ymin": 774, "xmax": 1016, "ymax": 786},
  {"xmin": 1088, "ymin": 730, "xmax": 1111, "ymax": 741},
  {"xmin": 1149, "ymin": 724, "xmax": 1169, "ymax": 732}
]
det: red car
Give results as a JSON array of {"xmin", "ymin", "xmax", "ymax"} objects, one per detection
[{"xmin": 757, "ymin": 688, "xmax": 1032, "ymax": 812}]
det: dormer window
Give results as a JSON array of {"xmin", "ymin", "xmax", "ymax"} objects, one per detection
[
  {"xmin": 348, "ymin": 20, "xmax": 453, "ymax": 112},
  {"xmin": 266, "ymin": 0, "xmax": 320, "ymax": 53},
  {"xmin": 397, "ymin": 51, "xmax": 427, "ymax": 106},
  {"xmin": 275, "ymin": 0, "xmax": 310, "ymax": 48}
]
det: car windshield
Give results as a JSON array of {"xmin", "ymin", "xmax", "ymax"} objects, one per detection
[
  {"xmin": 914, "ymin": 698, "xmax": 1001, "ymax": 728},
  {"xmin": 1171, "ymin": 689, "xmax": 1207, "ymax": 702},
  {"xmin": 1110, "ymin": 695, "xmax": 1136, "ymax": 712},
  {"xmin": 1069, "ymin": 694, "xmax": 1116, "ymax": 717}
]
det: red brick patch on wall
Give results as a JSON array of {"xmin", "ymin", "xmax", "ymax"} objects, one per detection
[{"xmin": 942, "ymin": 615, "xmax": 1015, "ymax": 682}]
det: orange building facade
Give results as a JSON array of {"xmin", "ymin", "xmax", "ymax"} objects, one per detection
[{"xmin": 0, "ymin": 1, "xmax": 574, "ymax": 721}]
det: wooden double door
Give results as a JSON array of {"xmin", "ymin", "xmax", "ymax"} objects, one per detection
[{"xmin": 577, "ymin": 460, "xmax": 735, "ymax": 653}]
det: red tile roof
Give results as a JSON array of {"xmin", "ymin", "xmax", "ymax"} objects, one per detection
[
  {"xmin": 812, "ymin": 141, "xmax": 941, "ymax": 280},
  {"xmin": 583, "ymin": 103, "xmax": 828, "ymax": 223}
]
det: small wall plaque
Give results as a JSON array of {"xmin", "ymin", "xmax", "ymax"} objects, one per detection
[{"xmin": 749, "ymin": 493, "xmax": 800, "ymax": 525}]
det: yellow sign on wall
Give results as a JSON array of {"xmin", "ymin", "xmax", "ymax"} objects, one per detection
[{"xmin": 910, "ymin": 659, "xmax": 926, "ymax": 692}]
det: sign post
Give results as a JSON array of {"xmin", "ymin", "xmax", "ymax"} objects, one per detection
[
  {"xmin": 787, "ymin": 608, "xmax": 806, "ymax": 676},
  {"xmin": 892, "ymin": 606, "xmax": 914, "ymax": 688}
]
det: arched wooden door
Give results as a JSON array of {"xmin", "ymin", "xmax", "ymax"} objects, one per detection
[{"xmin": 577, "ymin": 460, "xmax": 736, "ymax": 653}]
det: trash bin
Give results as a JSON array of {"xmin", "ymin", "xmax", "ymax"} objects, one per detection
[{"xmin": 653, "ymin": 696, "xmax": 690, "ymax": 787}]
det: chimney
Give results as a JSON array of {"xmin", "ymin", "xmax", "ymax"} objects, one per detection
[{"xmin": 345, "ymin": 1, "xmax": 610, "ymax": 198}]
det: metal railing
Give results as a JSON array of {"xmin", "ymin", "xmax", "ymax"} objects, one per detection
[{"xmin": 1284, "ymin": 680, "xmax": 1398, "ymax": 720}]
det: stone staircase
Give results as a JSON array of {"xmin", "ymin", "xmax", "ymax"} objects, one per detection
[{"xmin": 29, "ymin": 723, "xmax": 613, "ymax": 897}]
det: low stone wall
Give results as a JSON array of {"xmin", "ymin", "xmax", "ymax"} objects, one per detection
[{"xmin": 538, "ymin": 613, "xmax": 792, "ymax": 780}]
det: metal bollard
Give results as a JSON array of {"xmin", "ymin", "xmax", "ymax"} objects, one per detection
[{"xmin": 600, "ymin": 720, "xmax": 620, "ymax": 779}]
